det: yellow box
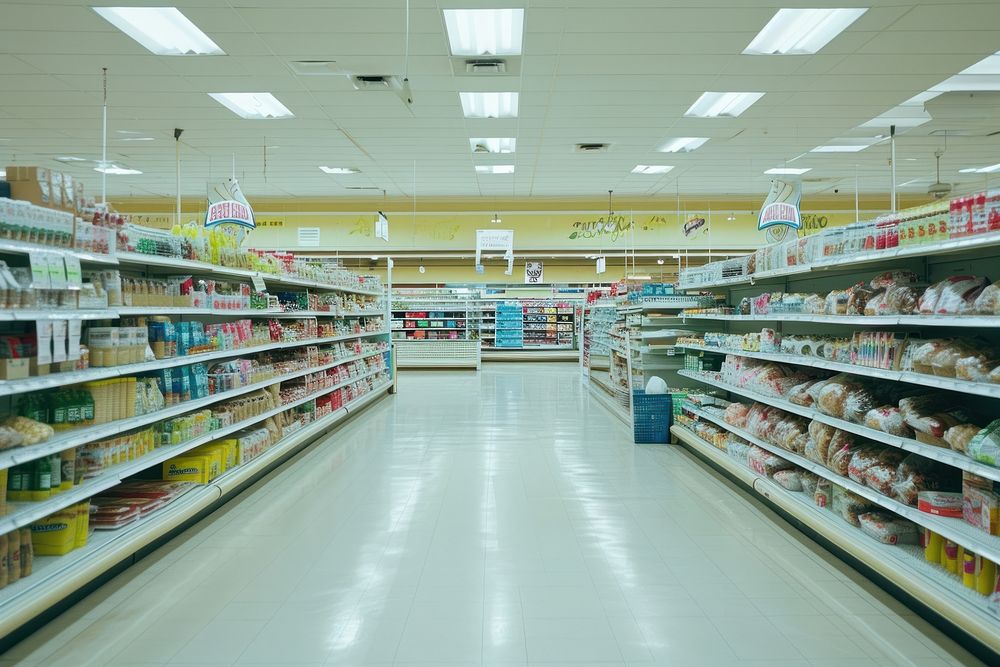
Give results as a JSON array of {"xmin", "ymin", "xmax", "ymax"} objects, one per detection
[
  {"xmin": 162, "ymin": 454, "xmax": 218, "ymax": 484},
  {"xmin": 74, "ymin": 502, "xmax": 89, "ymax": 548},
  {"xmin": 198, "ymin": 439, "xmax": 238, "ymax": 472},
  {"xmin": 31, "ymin": 509, "xmax": 77, "ymax": 556}
]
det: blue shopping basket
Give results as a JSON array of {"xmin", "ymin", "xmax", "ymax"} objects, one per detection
[{"xmin": 632, "ymin": 390, "xmax": 672, "ymax": 443}]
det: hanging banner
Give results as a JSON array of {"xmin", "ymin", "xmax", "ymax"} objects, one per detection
[
  {"xmin": 375, "ymin": 211, "xmax": 389, "ymax": 242},
  {"xmin": 206, "ymin": 178, "xmax": 255, "ymax": 247},
  {"xmin": 475, "ymin": 228, "xmax": 514, "ymax": 265},
  {"xmin": 758, "ymin": 180, "xmax": 802, "ymax": 243},
  {"xmin": 596, "ymin": 256, "xmax": 606, "ymax": 274},
  {"xmin": 524, "ymin": 261, "xmax": 544, "ymax": 284}
]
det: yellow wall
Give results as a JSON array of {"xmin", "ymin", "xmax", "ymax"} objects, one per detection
[{"xmin": 374, "ymin": 258, "xmax": 682, "ymax": 285}]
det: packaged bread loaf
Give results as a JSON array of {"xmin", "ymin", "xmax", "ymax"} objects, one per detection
[
  {"xmin": 748, "ymin": 446, "xmax": 794, "ymax": 477},
  {"xmin": 966, "ymin": 420, "xmax": 1000, "ymax": 467},
  {"xmin": 864, "ymin": 449, "xmax": 906, "ymax": 495},
  {"xmin": 892, "ymin": 454, "xmax": 961, "ymax": 505},
  {"xmin": 864, "ymin": 406, "xmax": 914, "ymax": 438},
  {"xmin": 833, "ymin": 485, "xmax": 877, "ymax": 526},
  {"xmin": 848, "ymin": 447, "xmax": 882, "ymax": 485},
  {"xmin": 799, "ymin": 470, "xmax": 820, "ymax": 496},
  {"xmin": 772, "ymin": 469, "xmax": 804, "ymax": 491},
  {"xmin": 788, "ymin": 380, "xmax": 820, "ymax": 406},
  {"xmin": 944, "ymin": 423, "xmax": 982, "ymax": 454},
  {"xmin": 858, "ymin": 511, "xmax": 920, "ymax": 544},
  {"xmin": 973, "ymin": 280, "xmax": 1000, "ymax": 315},
  {"xmin": 807, "ymin": 421, "xmax": 838, "ymax": 464},
  {"xmin": 827, "ymin": 431, "xmax": 862, "ymax": 476},
  {"xmin": 723, "ymin": 402, "xmax": 751, "ymax": 428},
  {"xmin": 954, "ymin": 352, "xmax": 998, "ymax": 382},
  {"xmin": 899, "ymin": 395, "xmax": 968, "ymax": 438},
  {"xmin": 870, "ymin": 270, "xmax": 919, "ymax": 289}
]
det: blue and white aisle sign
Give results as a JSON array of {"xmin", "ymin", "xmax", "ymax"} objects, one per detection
[
  {"xmin": 758, "ymin": 179, "xmax": 802, "ymax": 243},
  {"xmin": 206, "ymin": 178, "xmax": 255, "ymax": 244}
]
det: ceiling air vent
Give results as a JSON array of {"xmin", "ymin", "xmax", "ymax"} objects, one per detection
[
  {"xmin": 575, "ymin": 143, "xmax": 610, "ymax": 153},
  {"xmin": 465, "ymin": 59, "xmax": 507, "ymax": 74},
  {"xmin": 289, "ymin": 60, "xmax": 339, "ymax": 76},
  {"xmin": 351, "ymin": 75, "xmax": 392, "ymax": 90},
  {"xmin": 297, "ymin": 227, "xmax": 320, "ymax": 247},
  {"xmin": 344, "ymin": 186, "xmax": 381, "ymax": 190}
]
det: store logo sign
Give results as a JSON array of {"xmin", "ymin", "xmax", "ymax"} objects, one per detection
[
  {"xmin": 525, "ymin": 260, "xmax": 544, "ymax": 284},
  {"xmin": 758, "ymin": 180, "xmax": 801, "ymax": 231},
  {"xmin": 206, "ymin": 178, "xmax": 256, "ymax": 230}
]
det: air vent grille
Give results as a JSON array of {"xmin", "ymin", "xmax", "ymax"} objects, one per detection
[{"xmin": 297, "ymin": 227, "xmax": 321, "ymax": 247}]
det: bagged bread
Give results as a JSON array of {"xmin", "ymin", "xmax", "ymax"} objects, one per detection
[
  {"xmin": 833, "ymin": 485, "xmax": 877, "ymax": 526},
  {"xmin": 882, "ymin": 283, "xmax": 922, "ymax": 315},
  {"xmin": 843, "ymin": 384, "xmax": 877, "ymax": 424},
  {"xmin": 955, "ymin": 353, "xmax": 997, "ymax": 382},
  {"xmin": 817, "ymin": 377, "xmax": 852, "ymax": 418},
  {"xmin": 864, "ymin": 292, "xmax": 887, "ymax": 316},
  {"xmin": 973, "ymin": 280, "xmax": 1000, "ymax": 315},
  {"xmin": 723, "ymin": 402, "xmax": 751, "ymax": 428},
  {"xmin": 967, "ymin": 420, "xmax": 1000, "ymax": 467},
  {"xmin": 788, "ymin": 380, "xmax": 820, "ymax": 406},
  {"xmin": 808, "ymin": 421, "xmax": 837, "ymax": 464},
  {"xmin": 848, "ymin": 447, "xmax": 882, "ymax": 485},
  {"xmin": 772, "ymin": 469, "xmax": 804, "ymax": 491},
  {"xmin": 899, "ymin": 395, "xmax": 968, "ymax": 438},
  {"xmin": 864, "ymin": 406, "xmax": 914, "ymax": 438},
  {"xmin": 924, "ymin": 276, "xmax": 990, "ymax": 314},
  {"xmin": 772, "ymin": 416, "xmax": 810, "ymax": 454},
  {"xmin": 944, "ymin": 423, "xmax": 982, "ymax": 454},
  {"xmin": 865, "ymin": 449, "xmax": 906, "ymax": 495},
  {"xmin": 847, "ymin": 285, "xmax": 880, "ymax": 316},
  {"xmin": 858, "ymin": 511, "xmax": 920, "ymax": 544},
  {"xmin": 892, "ymin": 454, "xmax": 961, "ymax": 505},
  {"xmin": 799, "ymin": 470, "xmax": 820, "ymax": 496},
  {"xmin": 748, "ymin": 446, "xmax": 794, "ymax": 477},
  {"xmin": 827, "ymin": 431, "xmax": 861, "ymax": 476},
  {"xmin": 870, "ymin": 270, "xmax": 919, "ymax": 289},
  {"xmin": 825, "ymin": 290, "xmax": 851, "ymax": 315},
  {"xmin": 929, "ymin": 340, "xmax": 985, "ymax": 378}
]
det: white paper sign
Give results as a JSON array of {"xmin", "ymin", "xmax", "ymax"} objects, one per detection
[
  {"xmin": 596, "ymin": 256, "xmax": 607, "ymax": 274},
  {"xmin": 251, "ymin": 274, "xmax": 267, "ymax": 292},
  {"xmin": 375, "ymin": 211, "xmax": 390, "ymax": 242},
  {"xmin": 63, "ymin": 255, "xmax": 83, "ymax": 290},
  {"xmin": 36, "ymin": 321, "xmax": 53, "ymax": 364},
  {"xmin": 68, "ymin": 319, "xmax": 82, "ymax": 360},
  {"xmin": 524, "ymin": 261, "xmax": 544, "ymax": 284},
  {"xmin": 29, "ymin": 253, "xmax": 51, "ymax": 290},
  {"xmin": 47, "ymin": 253, "xmax": 68, "ymax": 290},
  {"xmin": 52, "ymin": 320, "xmax": 67, "ymax": 363},
  {"xmin": 475, "ymin": 229, "xmax": 514, "ymax": 265}
]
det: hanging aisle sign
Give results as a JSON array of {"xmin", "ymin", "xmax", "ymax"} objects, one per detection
[
  {"xmin": 375, "ymin": 211, "xmax": 390, "ymax": 241},
  {"xmin": 524, "ymin": 261, "xmax": 544, "ymax": 284},
  {"xmin": 758, "ymin": 180, "xmax": 802, "ymax": 243},
  {"xmin": 475, "ymin": 228, "xmax": 514, "ymax": 266},
  {"xmin": 206, "ymin": 178, "xmax": 255, "ymax": 230}
]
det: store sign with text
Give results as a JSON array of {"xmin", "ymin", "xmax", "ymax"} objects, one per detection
[
  {"xmin": 524, "ymin": 261, "xmax": 544, "ymax": 284},
  {"xmin": 475, "ymin": 229, "xmax": 514, "ymax": 274},
  {"xmin": 758, "ymin": 179, "xmax": 802, "ymax": 243},
  {"xmin": 205, "ymin": 178, "xmax": 255, "ymax": 231}
]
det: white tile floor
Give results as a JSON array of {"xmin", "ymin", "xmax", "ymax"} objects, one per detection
[{"xmin": 3, "ymin": 363, "xmax": 986, "ymax": 666}]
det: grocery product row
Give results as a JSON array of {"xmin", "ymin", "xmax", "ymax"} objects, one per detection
[
  {"xmin": 680, "ymin": 191, "xmax": 1000, "ymax": 290},
  {"xmin": 672, "ymin": 414, "xmax": 1000, "ymax": 653}
]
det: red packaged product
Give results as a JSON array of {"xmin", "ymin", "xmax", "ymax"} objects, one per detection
[{"xmin": 917, "ymin": 491, "xmax": 963, "ymax": 518}]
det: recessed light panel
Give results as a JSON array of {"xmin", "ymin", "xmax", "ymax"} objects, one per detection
[
  {"xmin": 632, "ymin": 165, "xmax": 674, "ymax": 175},
  {"xmin": 444, "ymin": 9, "xmax": 524, "ymax": 56},
  {"xmin": 765, "ymin": 167, "xmax": 811, "ymax": 175},
  {"xmin": 685, "ymin": 92, "xmax": 764, "ymax": 118},
  {"xmin": 94, "ymin": 163, "xmax": 142, "ymax": 175},
  {"xmin": 460, "ymin": 92, "xmax": 518, "ymax": 118},
  {"xmin": 209, "ymin": 93, "xmax": 294, "ymax": 119},
  {"xmin": 475, "ymin": 165, "xmax": 515, "ymax": 174},
  {"xmin": 319, "ymin": 166, "xmax": 360, "ymax": 174},
  {"xmin": 470, "ymin": 137, "xmax": 516, "ymax": 153},
  {"xmin": 658, "ymin": 137, "xmax": 709, "ymax": 153},
  {"xmin": 93, "ymin": 7, "xmax": 224, "ymax": 56},
  {"xmin": 744, "ymin": 8, "xmax": 867, "ymax": 55},
  {"xmin": 811, "ymin": 144, "xmax": 870, "ymax": 153}
]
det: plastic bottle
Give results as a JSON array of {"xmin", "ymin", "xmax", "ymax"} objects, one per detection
[
  {"xmin": 976, "ymin": 557, "xmax": 997, "ymax": 596},
  {"xmin": 31, "ymin": 457, "xmax": 51, "ymax": 501},
  {"xmin": 60, "ymin": 450, "xmax": 75, "ymax": 491},
  {"xmin": 48, "ymin": 453, "xmax": 61, "ymax": 494},
  {"xmin": 944, "ymin": 541, "xmax": 959, "ymax": 574}
]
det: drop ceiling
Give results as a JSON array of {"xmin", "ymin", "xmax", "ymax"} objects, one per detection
[{"xmin": 1, "ymin": 0, "xmax": 1000, "ymax": 201}]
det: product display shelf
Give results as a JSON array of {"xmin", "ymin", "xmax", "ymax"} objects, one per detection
[
  {"xmin": 390, "ymin": 289, "xmax": 480, "ymax": 367},
  {"xmin": 677, "ymin": 343, "xmax": 1000, "ymax": 400},
  {"xmin": 679, "ymin": 231, "xmax": 1000, "ymax": 291},
  {"xmin": 0, "ymin": 239, "xmax": 118, "ymax": 267},
  {"xmin": 116, "ymin": 251, "xmax": 382, "ymax": 296},
  {"xmin": 115, "ymin": 307, "xmax": 382, "ymax": 318},
  {"xmin": 0, "ymin": 379, "xmax": 393, "ymax": 640},
  {"xmin": 0, "ymin": 343, "xmax": 390, "ymax": 472},
  {"xmin": 687, "ymin": 403, "xmax": 1000, "ymax": 564},
  {"xmin": 0, "ymin": 359, "xmax": 387, "ymax": 535},
  {"xmin": 672, "ymin": 424, "xmax": 1000, "ymax": 655},
  {"xmin": 0, "ymin": 330, "xmax": 387, "ymax": 400},
  {"xmin": 587, "ymin": 369, "xmax": 632, "ymax": 427},
  {"xmin": 392, "ymin": 340, "xmax": 481, "ymax": 369},
  {"xmin": 682, "ymin": 313, "xmax": 1000, "ymax": 328},
  {"xmin": 677, "ymin": 369, "xmax": 1000, "ymax": 483}
]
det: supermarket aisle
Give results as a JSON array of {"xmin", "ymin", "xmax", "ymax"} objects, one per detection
[{"xmin": 4, "ymin": 364, "xmax": 984, "ymax": 666}]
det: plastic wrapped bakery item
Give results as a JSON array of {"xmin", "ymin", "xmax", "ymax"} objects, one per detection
[
  {"xmin": 864, "ymin": 406, "xmax": 915, "ymax": 438},
  {"xmin": 825, "ymin": 290, "xmax": 851, "ymax": 315},
  {"xmin": 772, "ymin": 416, "xmax": 810, "ymax": 454},
  {"xmin": 955, "ymin": 352, "xmax": 998, "ymax": 382},
  {"xmin": 973, "ymin": 280, "xmax": 1000, "ymax": 315},
  {"xmin": 3, "ymin": 416, "xmax": 54, "ymax": 446},
  {"xmin": 864, "ymin": 449, "xmax": 906, "ymax": 495},
  {"xmin": 883, "ymin": 283, "xmax": 922, "ymax": 315},
  {"xmin": 723, "ymin": 402, "xmax": 751, "ymax": 428},
  {"xmin": 891, "ymin": 454, "xmax": 962, "ymax": 506},
  {"xmin": 847, "ymin": 446, "xmax": 882, "ymax": 485},
  {"xmin": 918, "ymin": 281, "xmax": 947, "ymax": 315},
  {"xmin": 870, "ymin": 270, "xmax": 920, "ymax": 289},
  {"xmin": 899, "ymin": 395, "xmax": 967, "ymax": 438},
  {"xmin": 799, "ymin": 470, "xmax": 820, "ymax": 496},
  {"xmin": 863, "ymin": 292, "xmax": 887, "ymax": 316},
  {"xmin": 816, "ymin": 374, "xmax": 875, "ymax": 422},
  {"xmin": 748, "ymin": 445, "xmax": 795, "ymax": 477},
  {"xmin": 910, "ymin": 340, "xmax": 949, "ymax": 374},
  {"xmin": 833, "ymin": 485, "xmax": 877, "ymax": 526},
  {"xmin": 802, "ymin": 293, "xmax": 826, "ymax": 314},
  {"xmin": 772, "ymin": 469, "xmax": 804, "ymax": 491},
  {"xmin": 944, "ymin": 423, "xmax": 982, "ymax": 454},
  {"xmin": 788, "ymin": 380, "xmax": 821, "ymax": 406},
  {"xmin": 922, "ymin": 276, "xmax": 990, "ymax": 314},
  {"xmin": 807, "ymin": 421, "xmax": 838, "ymax": 464},
  {"xmin": 858, "ymin": 511, "xmax": 920, "ymax": 544},
  {"xmin": 928, "ymin": 340, "xmax": 987, "ymax": 378},
  {"xmin": 966, "ymin": 420, "xmax": 1000, "ymax": 467},
  {"xmin": 847, "ymin": 284, "xmax": 881, "ymax": 316},
  {"xmin": 726, "ymin": 439, "xmax": 752, "ymax": 464},
  {"xmin": 738, "ymin": 297, "xmax": 752, "ymax": 315},
  {"xmin": 827, "ymin": 430, "xmax": 862, "ymax": 476}
]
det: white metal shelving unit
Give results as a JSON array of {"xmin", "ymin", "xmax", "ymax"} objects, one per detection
[
  {"xmin": 389, "ymin": 288, "xmax": 481, "ymax": 369},
  {"xmin": 0, "ymin": 233, "xmax": 395, "ymax": 640}
]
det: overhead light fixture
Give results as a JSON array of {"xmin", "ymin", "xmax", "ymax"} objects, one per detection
[
  {"xmin": 475, "ymin": 165, "xmax": 514, "ymax": 174},
  {"xmin": 56, "ymin": 156, "xmax": 87, "ymax": 162},
  {"xmin": 656, "ymin": 258, "xmax": 665, "ymax": 265},
  {"xmin": 370, "ymin": 255, "xmax": 379, "ymax": 260},
  {"xmin": 443, "ymin": 8, "xmax": 524, "ymax": 56},
  {"xmin": 93, "ymin": 163, "xmax": 142, "ymax": 175},
  {"xmin": 765, "ymin": 167, "xmax": 812, "ymax": 175},
  {"xmin": 470, "ymin": 137, "xmax": 516, "ymax": 153},
  {"xmin": 685, "ymin": 92, "xmax": 764, "ymax": 118},
  {"xmin": 460, "ymin": 92, "xmax": 518, "ymax": 118},
  {"xmin": 959, "ymin": 167, "xmax": 979, "ymax": 173},
  {"xmin": 657, "ymin": 137, "xmax": 709, "ymax": 153},
  {"xmin": 743, "ymin": 8, "xmax": 867, "ymax": 55},
  {"xmin": 810, "ymin": 144, "xmax": 871, "ymax": 153},
  {"xmin": 319, "ymin": 166, "xmax": 360, "ymax": 174},
  {"xmin": 491, "ymin": 213, "xmax": 502, "ymax": 224},
  {"xmin": 209, "ymin": 93, "xmax": 293, "ymax": 119},
  {"xmin": 632, "ymin": 165, "xmax": 674, "ymax": 174},
  {"xmin": 419, "ymin": 265, "xmax": 426, "ymax": 274},
  {"xmin": 117, "ymin": 136, "xmax": 155, "ymax": 142},
  {"xmin": 727, "ymin": 213, "xmax": 737, "ymax": 221},
  {"xmin": 961, "ymin": 163, "xmax": 1000, "ymax": 173},
  {"xmin": 93, "ymin": 6, "xmax": 225, "ymax": 56}
]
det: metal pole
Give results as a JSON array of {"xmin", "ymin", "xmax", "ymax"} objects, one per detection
[
  {"xmin": 175, "ymin": 129, "xmax": 182, "ymax": 226},
  {"xmin": 855, "ymin": 165, "xmax": 860, "ymax": 222},
  {"xmin": 101, "ymin": 68, "xmax": 108, "ymax": 205},
  {"xmin": 890, "ymin": 125, "xmax": 897, "ymax": 213}
]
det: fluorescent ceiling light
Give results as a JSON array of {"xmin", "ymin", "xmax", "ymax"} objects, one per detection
[
  {"xmin": 56, "ymin": 156, "xmax": 87, "ymax": 162},
  {"xmin": 960, "ymin": 51, "xmax": 1000, "ymax": 76},
  {"xmin": 209, "ymin": 93, "xmax": 293, "ymax": 119},
  {"xmin": 117, "ymin": 136, "xmax": 155, "ymax": 141},
  {"xmin": 443, "ymin": 8, "xmax": 524, "ymax": 56},
  {"xmin": 470, "ymin": 137, "xmax": 516, "ymax": 153},
  {"xmin": 93, "ymin": 7, "xmax": 224, "ymax": 56},
  {"xmin": 632, "ymin": 165, "xmax": 674, "ymax": 174},
  {"xmin": 685, "ymin": 92, "xmax": 764, "ymax": 118},
  {"xmin": 475, "ymin": 165, "xmax": 515, "ymax": 174},
  {"xmin": 319, "ymin": 166, "xmax": 360, "ymax": 174},
  {"xmin": 811, "ymin": 145, "xmax": 871, "ymax": 153},
  {"xmin": 460, "ymin": 92, "xmax": 518, "ymax": 118},
  {"xmin": 744, "ymin": 8, "xmax": 867, "ymax": 55},
  {"xmin": 765, "ymin": 167, "xmax": 811, "ymax": 175},
  {"xmin": 94, "ymin": 163, "xmax": 142, "ymax": 175},
  {"xmin": 657, "ymin": 137, "xmax": 709, "ymax": 153},
  {"xmin": 963, "ymin": 163, "xmax": 1000, "ymax": 173}
]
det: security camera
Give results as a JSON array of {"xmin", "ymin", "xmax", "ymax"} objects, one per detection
[{"xmin": 834, "ymin": 188, "xmax": 839, "ymax": 194}]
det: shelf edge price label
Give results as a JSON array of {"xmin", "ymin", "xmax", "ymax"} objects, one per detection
[{"xmin": 251, "ymin": 274, "xmax": 267, "ymax": 292}]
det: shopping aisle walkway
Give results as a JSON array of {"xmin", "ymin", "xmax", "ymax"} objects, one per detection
[{"xmin": 4, "ymin": 364, "xmax": 983, "ymax": 666}]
